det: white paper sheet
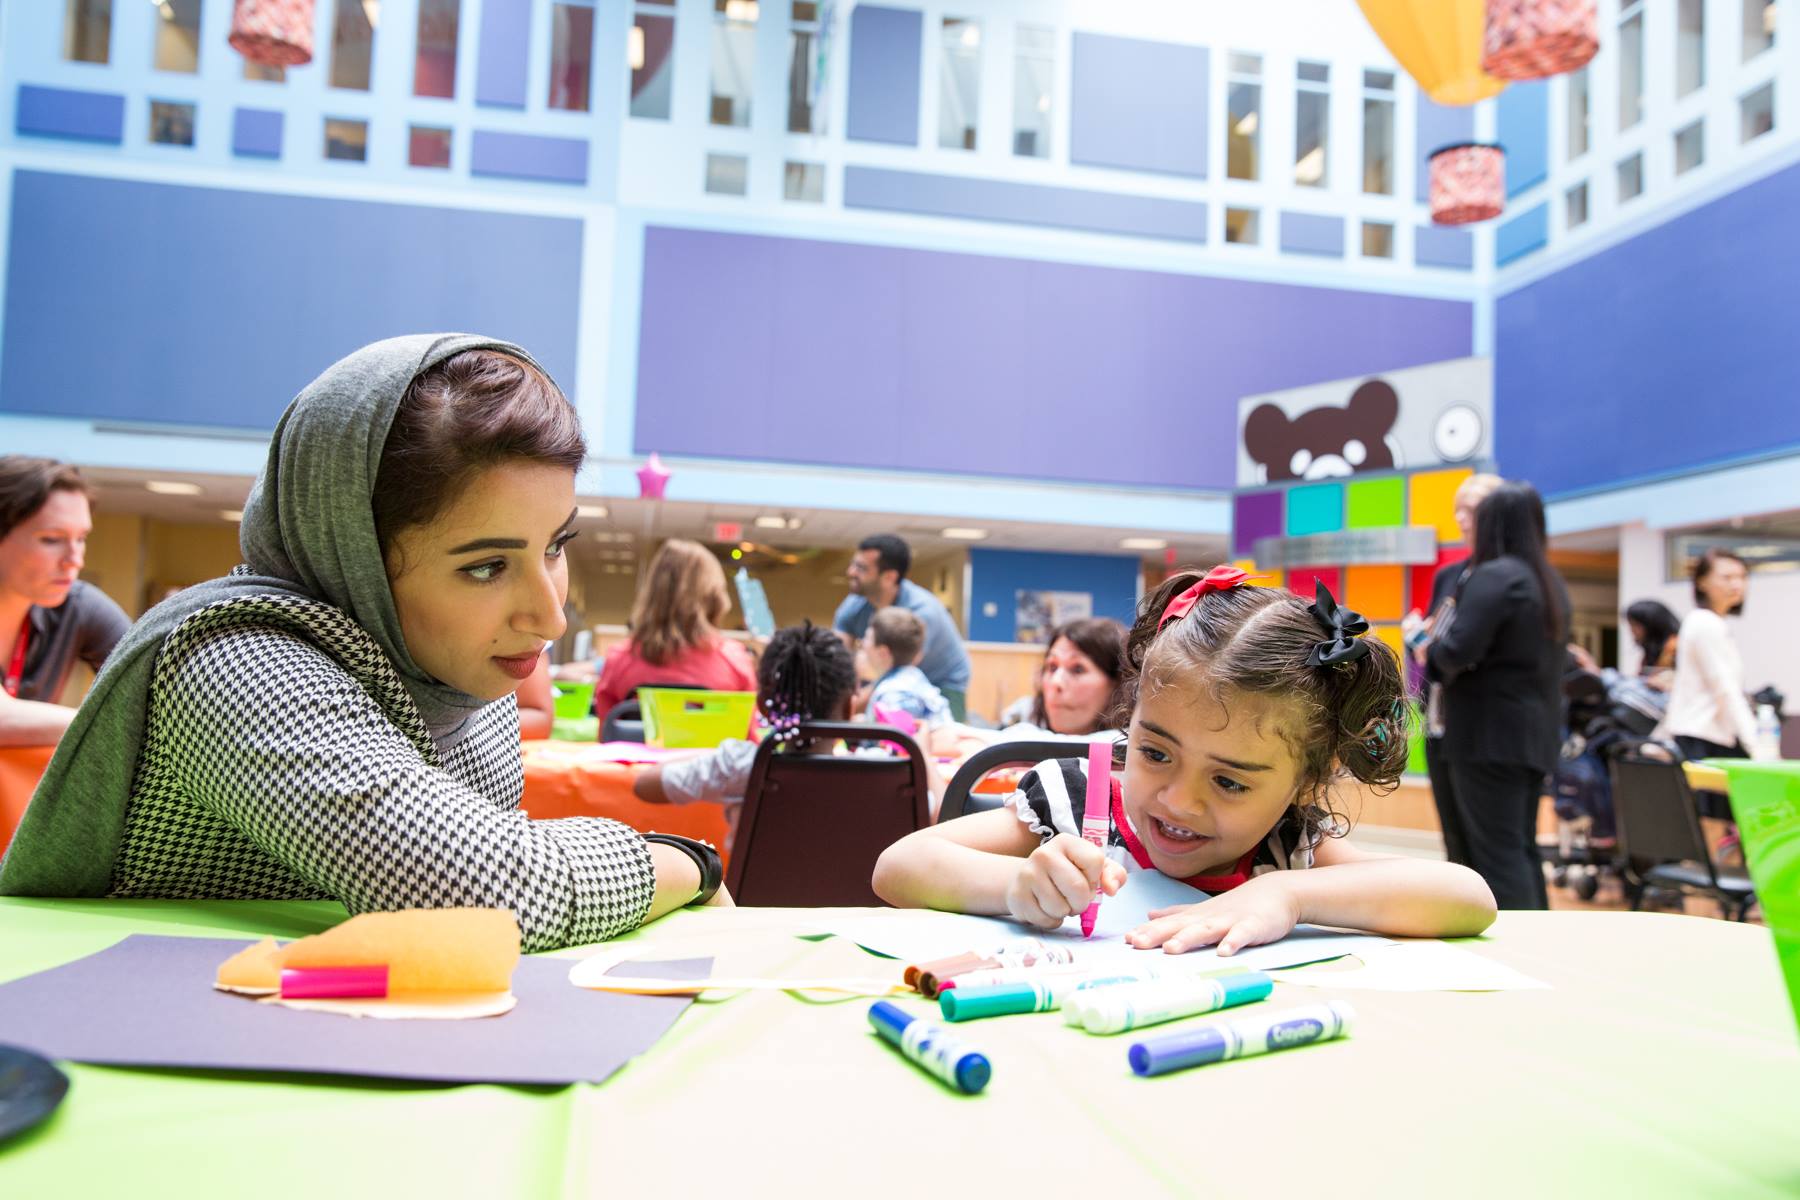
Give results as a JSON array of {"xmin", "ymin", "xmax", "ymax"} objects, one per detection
[
  {"xmin": 1272, "ymin": 940, "xmax": 1550, "ymax": 991},
  {"xmin": 818, "ymin": 872, "xmax": 1389, "ymax": 975}
]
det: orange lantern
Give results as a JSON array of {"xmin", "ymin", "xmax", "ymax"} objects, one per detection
[
  {"xmin": 229, "ymin": 0, "xmax": 315, "ymax": 67},
  {"xmin": 1356, "ymin": 0, "xmax": 1506, "ymax": 106},
  {"xmin": 1483, "ymin": 0, "xmax": 1600, "ymax": 79},
  {"xmin": 1429, "ymin": 143, "xmax": 1505, "ymax": 225}
]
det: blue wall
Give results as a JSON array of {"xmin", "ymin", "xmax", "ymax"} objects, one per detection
[
  {"xmin": 1497, "ymin": 80, "xmax": 1548, "ymax": 197},
  {"xmin": 1496, "ymin": 158, "xmax": 1800, "ymax": 496},
  {"xmin": 0, "ymin": 170, "xmax": 583, "ymax": 428},
  {"xmin": 968, "ymin": 547, "xmax": 1140, "ymax": 642}
]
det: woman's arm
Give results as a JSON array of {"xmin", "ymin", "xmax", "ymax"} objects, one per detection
[{"xmin": 0, "ymin": 691, "xmax": 75, "ymax": 747}]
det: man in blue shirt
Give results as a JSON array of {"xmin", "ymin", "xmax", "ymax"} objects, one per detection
[{"xmin": 834, "ymin": 534, "xmax": 972, "ymax": 720}]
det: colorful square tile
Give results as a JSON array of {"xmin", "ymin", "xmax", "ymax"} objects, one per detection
[
  {"xmin": 1286, "ymin": 484, "xmax": 1344, "ymax": 537},
  {"xmin": 1232, "ymin": 558, "xmax": 1284, "ymax": 589},
  {"xmin": 1233, "ymin": 492, "xmax": 1284, "ymax": 558},
  {"xmin": 1346, "ymin": 477, "xmax": 1405, "ymax": 529},
  {"xmin": 1286, "ymin": 565, "xmax": 1340, "ymax": 601},
  {"xmin": 1408, "ymin": 468, "xmax": 1474, "ymax": 543},
  {"xmin": 1346, "ymin": 565, "xmax": 1405, "ymax": 621},
  {"xmin": 1407, "ymin": 546, "xmax": 1472, "ymax": 616}
]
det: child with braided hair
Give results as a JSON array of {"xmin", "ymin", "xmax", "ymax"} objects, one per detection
[
  {"xmin": 633, "ymin": 620, "xmax": 857, "ymax": 847},
  {"xmin": 874, "ymin": 567, "xmax": 1496, "ymax": 955}
]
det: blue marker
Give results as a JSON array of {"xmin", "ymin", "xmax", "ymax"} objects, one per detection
[
  {"xmin": 868, "ymin": 1000, "xmax": 992, "ymax": 1094},
  {"xmin": 1127, "ymin": 1000, "xmax": 1355, "ymax": 1077}
]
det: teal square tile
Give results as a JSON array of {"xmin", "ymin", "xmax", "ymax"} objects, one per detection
[{"xmin": 1286, "ymin": 483, "xmax": 1344, "ymax": 537}]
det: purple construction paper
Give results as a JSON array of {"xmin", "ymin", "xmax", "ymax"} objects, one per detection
[
  {"xmin": 1233, "ymin": 491, "xmax": 1284, "ymax": 558},
  {"xmin": 0, "ymin": 936, "xmax": 707, "ymax": 1087}
]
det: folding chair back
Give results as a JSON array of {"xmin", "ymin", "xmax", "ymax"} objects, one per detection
[{"xmin": 938, "ymin": 739, "xmax": 1104, "ymax": 823}]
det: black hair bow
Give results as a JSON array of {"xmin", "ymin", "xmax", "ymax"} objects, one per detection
[{"xmin": 1306, "ymin": 580, "xmax": 1371, "ymax": 667}]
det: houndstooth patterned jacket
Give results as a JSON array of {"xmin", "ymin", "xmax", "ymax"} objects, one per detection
[{"xmin": 108, "ymin": 592, "xmax": 655, "ymax": 952}]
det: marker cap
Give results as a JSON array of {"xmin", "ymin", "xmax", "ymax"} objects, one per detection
[{"xmin": 939, "ymin": 982, "xmax": 1038, "ymax": 1022}]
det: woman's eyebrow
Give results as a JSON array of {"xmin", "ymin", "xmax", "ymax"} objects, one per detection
[{"xmin": 446, "ymin": 537, "xmax": 526, "ymax": 554}]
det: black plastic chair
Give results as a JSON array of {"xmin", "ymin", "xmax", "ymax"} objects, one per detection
[
  {"xmin": 937, "ymin": 738, "xmax": 1114, "ymax": 823},
  {"xmin": 1609, "ymin": 751, "xmax": 1758, "ymax": 920},
  {"xmin": 727, "ymin": 721, "xmax": 930, "ymax": 907}
]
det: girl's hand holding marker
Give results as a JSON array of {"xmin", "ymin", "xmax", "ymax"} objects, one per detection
[{"xmin": 1003, "ymin": 833, "xmax": 1126, "ymax": 932}]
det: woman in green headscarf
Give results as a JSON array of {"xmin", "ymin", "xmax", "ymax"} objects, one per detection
[{"xmin": 0, "ymin": 336, "xmax": 722, "ymax": 950}]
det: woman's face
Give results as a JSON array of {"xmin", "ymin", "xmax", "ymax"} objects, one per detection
[
  {"xmin": 0, "ymin": 490, "xmax": 91, "ymax": 608},
  {"xmin": 1700, "ymin": 558, "xmax": 1749, "ymax": 613},
  {"xmin": 385, "ymin": 460, "xmax": 576, "ymax": 702},
  {"xmin": 1040, "ymin": 636, "xmax": 1114, "ymax": 734},
  {"xmin": 1452, "ymin": 486, "xmax": 1489, "ymax": 545}
]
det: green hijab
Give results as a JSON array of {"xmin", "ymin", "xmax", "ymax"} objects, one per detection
[{"xmin": 0, "ymin": 333, "xmax": 548, "ymax": 896}]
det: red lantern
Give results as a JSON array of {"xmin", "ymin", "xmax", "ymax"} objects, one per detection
[
  {"xmin": 1482, "ymin": 0, "xmax": 1599, "ymax": 80},
  {"xmin": 1429, "ymin": 143, "xmax": 1505, "ymax": 225},
  {"xmin": 229, "ymin": 0, "xmax": 315, "ymax": 68}
]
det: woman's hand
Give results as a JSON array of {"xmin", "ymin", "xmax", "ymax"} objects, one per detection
[
  {"xmin": 702, "ymin": 882, "xmax": 735, "ymax": 908},
  {"xmin": 1004, "ymin": 834, "xmax": 1126, "ymax": 930},
  {"xmin": 1126, "ymin": 874, "xmax": 1300, "ymax": 956}
]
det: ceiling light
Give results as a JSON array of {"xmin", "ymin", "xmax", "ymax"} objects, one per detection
[
  {"xmin": 628, "ymin": 25, "xmax": 646, "ymax": 70},
  {"xmin": 146, "ymin": 480, "xmax": 202, "ymax": 495},
  {"xmin": 755, "ymin": 515, "xmax": 801, "ymax": 530},
  {"xmin": 940, "ymin": 527, "xmax": 988, "ymax": 541},
  {"xmin": 1036, "ymin": 93, "xmax": 1050, "ymax": 114},
  {"xmin": 959, "ymin": 23, "xmax": 981, "ymax": 48},
  {"xmin": 576, "ymin": 504, "xmax": 609, "ymax": 519},
  {"xmin": 1120, "ymin": 537, "xmax": 1167, "ymax": 551},
  {"xmin": 724, "ymin": 0, "xmax": 759, "ymax": 22},
  {"xmin": 221, "ymin": 509, "xmax": 243, "ymax": 522}
]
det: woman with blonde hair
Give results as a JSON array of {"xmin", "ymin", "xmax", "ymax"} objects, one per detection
[{"xmin": 592, "ymin": 538, "xmax": 756, "ymax": 716}]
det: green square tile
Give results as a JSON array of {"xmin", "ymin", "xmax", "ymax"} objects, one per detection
[{"xmin": 1346, "ymin": 477, "xmax": 1405, "ymax": 529}]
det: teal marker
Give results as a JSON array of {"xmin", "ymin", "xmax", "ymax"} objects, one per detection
[
  {"xmin": 1069, "ymin": 971, "xmax": 1274, "ymax": 1035},
  {"xmin": 938, "ymin": 972, "xmax": 1141, "ymax": 1022}
]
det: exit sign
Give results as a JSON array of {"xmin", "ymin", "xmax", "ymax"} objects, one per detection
[{"xmin": 713, "ymin": 522, "xmax": 742, "ymax": 543}]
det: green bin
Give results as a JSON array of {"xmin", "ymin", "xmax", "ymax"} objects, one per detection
[
  {"xmin": 1710, "ymin": 759, "xmax": 1800, "ymax": 1039},
  {"xmin": 551, "ymin": 680, "xmax": 596, "ymax": 720},
  {"xmin": 638, "ymin": 688, "xmax": 757, "ymax": 749}
]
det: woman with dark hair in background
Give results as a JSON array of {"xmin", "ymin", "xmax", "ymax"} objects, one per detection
[
  {"xmin": 0, "ymin": 458, "xmax": 130, "ymax": 747},
  {"xmin": 1625, "ymin": 600, "xmax": 1681, "ymax": 679},
  {"xmin": 999, "ymin": 617, "xmax": 1128, "ymax": 739},
  {"xmin": 1665, "ymin": 549, "xmax": 1767, "ymax": 764},
  {"xmin": 1425, "ymin": 482, "xmax": 1570, "ymax": 910}
]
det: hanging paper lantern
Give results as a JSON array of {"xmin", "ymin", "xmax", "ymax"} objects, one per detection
[
  {"xmin": 229, "ymin": 0, "xmax": 315, "ymax": 68},
  {"xmin": 1356, "ymin": 0, "xmax": 1505, "ymax": 106},
  {"xmin": 635, "ymin": 453, "xmax": 672, "ymax": 501},
  {"xmin": 1429, "ymin": 143, "xmax": 1506, "ymax": 225},
  {"xmin": 1483, "ymin": 0, "xmax": 1600, "ymax": 80}
]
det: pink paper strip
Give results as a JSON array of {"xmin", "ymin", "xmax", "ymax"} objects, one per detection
[{"xmin": 279, "ymin": 965, "xmax": 389, "ymax": 1000}]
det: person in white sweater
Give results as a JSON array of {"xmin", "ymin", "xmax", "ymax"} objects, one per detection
[{"xmin": 1663, "ymin": 549, "xmax": 1768, "ymax": 763}]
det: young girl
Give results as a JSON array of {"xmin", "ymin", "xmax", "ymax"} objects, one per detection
[
  {"xmin": 634, "ymin": 620, "xmax": 857, "ymax": 844},
  {"xmin": 873, "ymin": 565, "xmax": 1497, "ymax": 955}
]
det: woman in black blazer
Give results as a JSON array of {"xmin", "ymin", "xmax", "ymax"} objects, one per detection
[{"xmin": 1426, "ymin": 483, "xmax": 1570, "ymax": 910}]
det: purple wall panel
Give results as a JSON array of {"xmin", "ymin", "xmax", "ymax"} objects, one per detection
[
  {"xmin": 1069, "ymin": 34, "xmax": 1209, "ymax": 178},
  {"xmin": 476, "ymin": 0, "xmax": 532, "ymax": 107},
  {"xmin": 843, "ymin": 165, "xmax": 1207, "ymax": 243},
  {"xmin": 232, "ymin": 107, "xmax": 283, "ymax": 158},
  {"xmin": 470, "ymin": 130, "xmax": 587, "ymax": 183},
  {"xmin": 1234, "ymin": 492, "xmax": 1284, "ymax": 556},
  {"xmin": 1279, "ymin": 211, "xmax": 1345, "ymax": 258},
  {"xmin": 16, "ymin": 85, "xmax": 124, "ymax": 143},
  {"xmin": 634, "ymin": 227, "xmax": 1473, "ymax": 489},
  {"xmin": 846, "ymin": 6, "xmax": 922, "ymax": 145}
]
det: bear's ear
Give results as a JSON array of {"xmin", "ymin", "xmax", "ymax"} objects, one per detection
[
  {"xmin": 1346, "ymin": 379, "xmax": 1399, "ymax": 434},
  {"xmin": 1243, "ymin": 403, "xmax": 1293, "ymax": 467}
]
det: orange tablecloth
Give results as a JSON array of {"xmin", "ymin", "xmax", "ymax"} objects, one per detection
[
  {"xmin": 519, "ymin": 740, "xmax": 732, "ymax": 862},
  {"xmin": 0, "ymin": 744, "xmax": 56, "ymax": 857}
]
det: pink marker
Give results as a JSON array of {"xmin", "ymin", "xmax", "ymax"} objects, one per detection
[
  {"xmin": 1079, "ymin": 741, "xmax": 1112, "ymax": 938},
  {"xmin": 279, "ymin": 965, "xmax": 389, "ymax": 999}
]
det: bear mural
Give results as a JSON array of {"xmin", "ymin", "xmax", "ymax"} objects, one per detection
[{"xmin": 1243, "ymin": 379, "xmax": 1400, "ymax": 483}]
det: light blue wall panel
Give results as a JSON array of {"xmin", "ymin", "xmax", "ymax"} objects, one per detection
[
  {"xmin": 843, "ymin": 166, "xmax": 1207, "ymax": 242},
  {"xmin": 1498, "ymin": 80, "xmax": 1549, "ymax": 197},
  {"xmin": 846, "ymin": 6, "xmax": 923, "ymax": 145},
  {"xmin": 1069, "ymin": 34, "xmax": 1209, "ymax": 178}
]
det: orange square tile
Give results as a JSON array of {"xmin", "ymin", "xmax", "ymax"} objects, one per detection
[{"xmin": 1345, "ymin": 564, "xmax": 1405, "ymax": 621}]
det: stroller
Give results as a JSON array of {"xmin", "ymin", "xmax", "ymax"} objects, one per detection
[{"xmin": 1546, "ymin": 665, "xmax": 1669, "ymax": 900}]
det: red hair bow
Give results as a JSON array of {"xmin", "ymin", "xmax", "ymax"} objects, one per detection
[{"xmin": 1158, "ymin": 565, "xmax": 1254, "ymax": 630}]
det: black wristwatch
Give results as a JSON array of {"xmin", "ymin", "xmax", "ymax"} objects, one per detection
[{"xmin": 643, "ymin": 833, "xmax": 724, "ymax": 906}]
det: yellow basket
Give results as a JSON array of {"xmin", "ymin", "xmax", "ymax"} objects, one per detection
[
  {"xmin": 638, "ymin": 688, "xmax": 757, "ymax": 749},
  {"xmin": 551, "ymin": 680, "xmax": 595, "ymax": 720}
]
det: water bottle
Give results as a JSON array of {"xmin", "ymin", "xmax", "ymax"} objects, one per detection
[
  {"xmin": 1754, "ymin": 703, "xmax": 1782, "ymax": 761},
  {"xmin": 573, "ymin": 629, "xmax": 593, "ymax": 663}
]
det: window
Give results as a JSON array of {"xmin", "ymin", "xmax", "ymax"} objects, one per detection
[
  {"xmin": 1744, "ymin": 0, "xmax": 1776, "ymax": 59},
  {"xmin": 1225, "ymin": 207, "xmax": 1259, "ymax": 245},
  {"xmin": 63, "ymin": 0, "xmax": 111, "ymax": 64},
  {"xmin": 324, "ymin": 118, "xmax": 368, "ymax": 162},
  {"xmin": 711, "ymin": 0, "xmax": 756, "ymax": 127},
  {"xmin": 1674, "ymin": 120, "xmax": 1705, "ymax": 173},
  {"xmin": 330, "ymin": 0, "xmax": 374, "ymax": 90},
  {"xmin": 154, "ymin": 0, "xmax": 200, "ymax": 73},
  {"xmin": 1616, "ymin": 152, "xmax": 1643, "ymax": 202},
  {"xmin": 784, "ymin": 160, "xmax": 824, "ymax": 202},
  {"xmin": 244, "ymin": 60, "xmax": 285, "ymax": 82},
  {"xmin": 1678, "ymin": 0, "xmax": 1706, "ymax": 97},
  {"xmin": 1012, "ymin": 25, "xmax": 1053, "ymax": 158},
  {"xmin": 414, "ymin": 0, "xmax": 460, "ymax": 99},
  {"xmin": 550, "ymin": 4, "xmax": 595, "ymax": 112},
  {"xmin": 1227, "ymin": 54, "xmax": 1261, "ymax": 181},
  {"xmin": 631, "ymin": 6, "xmax": 676, "ymax": 120},
  {"xmin": 1295, "ymin": 62, "xmax": 1330, "ymax": 188},
  {"xmin": 149, "ymin": 100, "xmax": 194, "ymax": 146},
  {"xmin": 1361, "ymin": 221, "xmax": 1394, "ymax": 258},
  {"xmin": 1566, "ymin": 67, "xmax": 1589, "ymax": 158},
  {"xmin": 705, "ymin": 152, "xmax": 749, "ymax": 195},
  {"xmin": 790, "ymin": 2, "xmax": 824, "ymax": 134},
  {"xmin": 409, "ymin": 125, "xmax": 452, "ymax": 168},
  {"xmin": 1362, "ymin": 69, "xmax": 1395, "ymax": 195},
  {"xmin": 1742, "ymin": 82, "xmax": 1776, "ymax": 140},
  {"xmin": 1619, "ymin": 3, "xmax": 1644, "ymax": 129},
  {"xmin": 1566, "ymin": 181, "xmax": 1589, "ymax": 228},
  {"xmin": 939, "ymin": 18, "xmax": 981, "ymax": 150}
]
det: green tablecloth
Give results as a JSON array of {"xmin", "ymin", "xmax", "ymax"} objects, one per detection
[{"xmin": 1, "ymin": 900, "xmax": 1795, "ymax": 1198}]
